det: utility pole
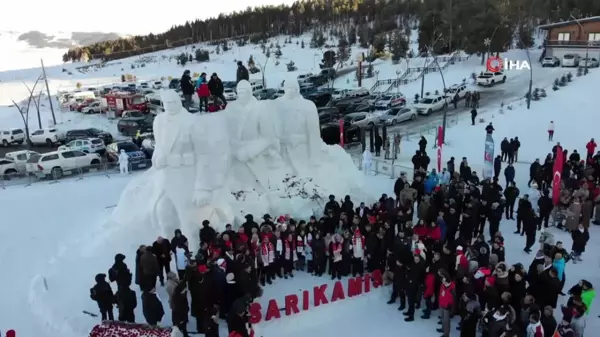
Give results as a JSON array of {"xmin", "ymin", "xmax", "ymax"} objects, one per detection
[
  {"xmin": 449, "ymin": 0, "xmax": 453, "ymax": 53},
  {"xmin": 40, "ymin": 59, "xmax": 56, "ymax": 125}
]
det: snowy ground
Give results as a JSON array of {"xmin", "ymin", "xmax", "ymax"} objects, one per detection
[{"xmin": 2, "ymin": 32, "xmax": 599, "ymax": 337}]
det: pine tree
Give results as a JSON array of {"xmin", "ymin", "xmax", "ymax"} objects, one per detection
[
  {"xmin": 358, "ymin": 25, "xmax": 369, "ymax": 48},
  {"xmin": 265, "ymin": 48, "xmax": 271, "ymax": 58},
  {"xmin": 275, "ymin": 47, "xmax": 283, "ymax": 58},
  {"xmin": 390, "ymin": 32, "xmax": 409, "ymax": 64},
  {"xmin": 348, "ymin": 26, "xmax": 357, "ymax": 45},
  {"xmin": 188, "ymin": 54, "xmax": 193, "ymax": 62},
  {"xmin": 366, "ymin": 63, "xmax": 374, "ymax": 78},
  {"xmin": 301, "ymin": 40, "xmax": 305, "ymax": 48},
  {"xmin": 337, "ymin": 37, "xmax": 349, "ymax": 66},
  {"xmin": 216, "ymin": 44, "xmax": 221, "ymax": 54},
  {"xmin": 222, "ymin": 41, "xmax": 229, "ymax": 52},
  {"xmin": 373, "ymin": 35, "xmax": 386, "ymax": 55},
  {"xmin": 179, "ymin": 52, "xmax": 188, "ymax": 66}
]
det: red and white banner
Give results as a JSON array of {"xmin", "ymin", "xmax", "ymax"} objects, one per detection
[
  {"xmin": 339, "ymin": 119, "xmax": 344, "ymax": 147},
  {"xmin": 437, "ymin": 126, "xmax": 444, "ymax": 172},
  {"xmin": 552, "ymin": 146, "xmax": 563, "ymax": 206}
]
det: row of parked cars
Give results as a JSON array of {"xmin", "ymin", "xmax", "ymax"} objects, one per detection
[
  {"xmin": 0, "ymin": 125, "xmax": 155, "ymax": 180},
  {"xmin": 541, "ymin": 54, "xmax": 599, "ymax": 68}
]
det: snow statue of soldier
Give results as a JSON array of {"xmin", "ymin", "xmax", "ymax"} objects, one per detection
[
  {"xmin": 110, "ymin": 89, "xmax": 234, "ymax": 252},
  {"xmin": 228, "ymin": 80, "xmax": 285, "ymax": 192},
  {"xmin": 276, "ymin": 76, "xmax": 322, "ymax": 176},
  {"xmin": 118, "ymin": 149, "xmax": 129, "ymax": 175},
  {"xmin": 362, "ymin": 149, "xmax": 373, "ymax": 174}
]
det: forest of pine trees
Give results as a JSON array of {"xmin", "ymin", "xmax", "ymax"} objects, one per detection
[{"xmin": 62, "ymin": 0, "xmax": 600, "ymax": 63}]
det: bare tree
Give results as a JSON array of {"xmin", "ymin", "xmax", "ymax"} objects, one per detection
[{"xmin": 11, "ymin": 76, "xmax": 42, "ymax": 146}]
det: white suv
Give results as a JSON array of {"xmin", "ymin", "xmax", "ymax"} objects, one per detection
[
  {"xmin": 58, "ymin": 138, "xmax": 106, "ymax": 154},
  {"xmin": 0, "ymin": 158, "xmax": 18, "ymax": 177},
  {"xmin": 26, "ymin": 150, "xmax": 102, "ymax": 179},
  {"xmin": 5, "ymin": 150, "xmax": 39, "ymax": 173},
  {"xmin": 30, "ymin": 128, "xmax": 65, "ymax": 146},
  {"xmin": 0, "ymin": 129, "xmax": 25, "ymax": 146}
]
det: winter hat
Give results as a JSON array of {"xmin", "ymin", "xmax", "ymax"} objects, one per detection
[
  {"xmin": 202, "ymin": 220, "xmax": 210, "ymax": 226},
  {"xmin": 217, "ymin": 258, "xmax": 227, "ymax": 269},
  {"xmin": 197, "ymin": 264, "xmax": 208, "ymax": 273},
  {"xmin": 456, "ymin": 245, "xmax": 463, "ymax": 252},
  {"xmin": 114, "ymin": 253, "xmax": 126, "ymax": 262},
  {"xmin": 277, "ymin": 215, "xmax": 286, "ymax": 223},
  {"xmin": 485, "ymin": 276, "xmax": 496, "ymax": 286},
  {"xmin": 226, "ymin": 273, "xmax": 236, "ymax": 284}
]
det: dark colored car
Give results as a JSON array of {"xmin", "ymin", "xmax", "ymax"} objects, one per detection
[
  {"xmin": 341, "ymin": 103, "xmax": 372, "ymax": 115},
  {"xmin": 307, "ymin": 92, "xmax": 332, "ymax": 108},
  {"xmin": 320, "ymin": 122, "xmax": 361, "ymax": 145},
  {"xmin": 169, "ymin": 78, "xmax": 181, "ymax": 90},
  {"xmin": 254, "ymin": 88, "xmax": 277, "ymax": 100},
  {"xmin": 308, "ymin": 75, "xmax": 328, "ymax": 87},
  {"xmin": 106, "ymin": 141, "xmax": 150, "ymax": 170},
  {"xmin": 117, "ymin": 116, "xmax": 154, "ymax": 136},
  {"xmin": 64, "ymin": 128, "xmax": 113, "ymax": 144}
]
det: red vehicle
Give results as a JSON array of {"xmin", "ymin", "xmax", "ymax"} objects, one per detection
[
  {"xmin": 105, "ymin": 92, "xmax": 148, "ymax": 117},
  {"xmin": 69, "ymin": 98, "xmax": 95, "ymax": 111}
]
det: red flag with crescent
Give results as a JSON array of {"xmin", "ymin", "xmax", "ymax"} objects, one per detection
[
  {"xmin": 552, "ymin": 146, "xmax": 563, "ymax": 206},
  {"xmin": 437, "ymin": 126, "xmax": 444, "ymax": 172}
]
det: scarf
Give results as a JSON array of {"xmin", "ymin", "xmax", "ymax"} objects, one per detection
[
  {"xmin": 332, "ymin": 242, "xmax": 343, "ymax": 262},
  {"xmin": 284, "ymin": 239, "xmax": 295, "ymax": 260},
  {"xmin": 260, "ymin": 242, "xmax": 274, "ymax": 265},
  {"xmin": 296, "ymin": 235, "xmax": 305, "ymax": 253},
  {"xmin": 352, "ymin": 230, "xmax": 365, "ymax": 258}
]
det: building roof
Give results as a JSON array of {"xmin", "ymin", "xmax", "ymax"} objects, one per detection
[{"xmin": 538, "ymin": 16, "xmax": 600, "ymax": 30}]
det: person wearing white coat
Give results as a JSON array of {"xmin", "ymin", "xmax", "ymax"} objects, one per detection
[
  {"xmin": 174, "ymin": 246, "xmax": 188, "ymax": 280},
  {"xmin": 118, "ymin": 149, "xmax": 130, "ymax": 175},
  {"xmin": 528, "ymin": 182, "xmax": 541, "ymax": 216},
  {"xmin": 362, "ymin": 149, "xmax": 372, "ymax": 174},
  {"xmin": 439, "ymin": 168, "xmax": 451, "ymax": 185},
  {"xmin": 548, "ymin": 121, "xmax": 555, "ymax": 141}
]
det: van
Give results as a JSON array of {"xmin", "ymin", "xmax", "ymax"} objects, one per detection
[{"xmin": 562, "ymin": 54, "xmax": 580, "ymax": 67}]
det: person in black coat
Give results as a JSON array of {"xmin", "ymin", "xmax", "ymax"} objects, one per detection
[
  {"xmin": 108, "ymin": 253, "xmax": 132, "ymax": 288},
  {"xmin": 420, "ymin": 152, "xmax": 431, "ymax": 171},
  {"xmin": 180, "ymin": 70, "xmax": 195, "ymax": 109},
  {"xmin": 227, "ymin": 298, "xmax": 250, "ymax": 337},
  {"xmin": 500, "ymin": 137, "xmax": 510, "ymax": 161},
  {"xmin": 115, "ymin": 284, "xmax": 137, "ymax": 323},
  {"xmin": 142, "ymin": 288, "xmax": 164, "ymax": 326},
  {"xmin": 470, "ymin": 108, "xmax": 477, "ymax": 125},
  {"xmin": 403, "ymin": 255, "xmax": 425, "ymax": 322},
  {"xmin": 538, "ymin": 190, "xmax": 553, "ymax": 230},
  {"xmin": 503, "ymin": 182, "xmax": 519, "ymax": 220},
  {"xmin": 516, "ymin": 196, "xmax": 532, "ymax": 234},
  {"xmin": 418, "ymin": 136, "xmax": 427, "ymax": 153},
  {"xmin": 528, "ymin": 159, "xmax": 541, "ymax": 187},
  {"xmin": 523, "ymin": 207, "xmax": 537, "ymax": 253},
  {"xmin": 242, "ymin": 215, "xmax": 259, "ymax": 236},
  {"xmin": 447, "ymin": 157, "xmax": 455, "ymax": 176},
  {"xmin": 208, "ymin": 73, "xmax": 227, "ymax": 105},
  {"xmin": 375, "ymin": 134, "xmax": 383, "ymax": 156},
  {"xmin": 200, "ymin": 220, "xmax": 217, "ymax": 246},
  {"xmin": 171, "ymin": 229, "xmax": 188, "ymax": 253},
  {"xmin": 90, "ymin": 273, "xmax": 114, "ymax": 321},
  {"xmin": 172, "ymin": 282, "xmax": 191, "ymax": 337},
  {"xmin": 485, "ymin": 123, "xmax": 494, "ymax": 134},
  {"xmin": 571, "ymin": 224, "xmax": 589, "ymax": 262},
  {"xmin": 152, "ymin": 237, "xmax": 172, "ymax": 286},
  {"xmin": 493, "ymin": 155, "xmax": 502, "ymax": 179},
  {"xmin": 411, "ymin": 151, "xmax": 422, "ymax": 171},
  {"xmin": 236, "ymin": 61, "xmax": 250, "ymax": 83},
  {"xmin": 504, "ymin": 163, "xmax": 515, "ymax": 188}
]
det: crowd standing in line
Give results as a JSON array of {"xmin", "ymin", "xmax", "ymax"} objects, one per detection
[{"xmin": 90, "ymin": 126, "xmax": 599, "ymax": 337}]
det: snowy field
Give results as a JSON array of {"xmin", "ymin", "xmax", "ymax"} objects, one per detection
[{"xmin": 2, "ymin": 30, "xmax": 599, "ymax": 337}]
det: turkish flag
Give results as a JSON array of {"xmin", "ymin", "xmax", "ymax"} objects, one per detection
[
  {"xmin": 552, "ymin": 146, "xmax": 563, "ymax": 206},
  {"xmin": 339, "ymin": 119, "xmax": 344, "ymax": 147},
  {"xmin": 437, "ymin": 126, "xmax": 444, "ymax": 172}
]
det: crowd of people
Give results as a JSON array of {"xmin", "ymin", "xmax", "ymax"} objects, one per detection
[{"xmin": 89, "ymin": 130, "xmax": 597, "ymax": 337}]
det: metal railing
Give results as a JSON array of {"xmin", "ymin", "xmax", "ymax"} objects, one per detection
[
  {"xmin": 0, "ymin": 160, "xmax": 153, "ymax": 189},
  {"xmin": 544, "ymin": 40, "xmax": 600, "ymax": 47},
  {"xmin": 351, "ymin": 155, "xmax": 414, "ymax": 180}
]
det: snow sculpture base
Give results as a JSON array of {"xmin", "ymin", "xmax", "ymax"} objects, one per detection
[{"xmin": 108, "ymin": 86, "xmax": 373, "ymax": 249}]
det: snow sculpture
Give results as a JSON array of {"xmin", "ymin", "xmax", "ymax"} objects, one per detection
[
  {"xmin": 109, "ymin": 89, "xmax": 234, "ymax": 251},
  {"xmin": 228, "ymin": 80, "xmax": 285, "ymax": 192},
  {"xmin": 362, "ymin": 149, "xmax": 372, "ymax": 174},
  {"xmin": 109, "ymin": 83, "xmax": 373, "ymax": 250},
  {"xmin": 276, "ymin": 77, "xmax": 322, "ymax": 175}
]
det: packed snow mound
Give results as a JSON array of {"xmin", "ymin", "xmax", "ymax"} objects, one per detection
[{"xmin": 108, "ymin": 83, "xmax": 374, "ymax": 251}]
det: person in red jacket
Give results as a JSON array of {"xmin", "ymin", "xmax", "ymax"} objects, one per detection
[
  {"xmin": 427, "ymin": 222, "xmax": 442, "ymax": 242},
  {"xmin": 586, "ymin": 138, "xmax": 597, "ymax": 161},
  {"xmin": 196, "ymin": 73, "xmax": 210, "ymax": 111},
  {"xmin": 421, "ymin": 268, "xmax": 436, "ymax": 319},
  {"xmin": 436, "ymin": 270, "xmax": 456, "ymax": 337}
]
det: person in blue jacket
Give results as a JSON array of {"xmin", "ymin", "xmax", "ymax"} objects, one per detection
[
  {"xmin": 553, "ymin": 252, "xmax": 566, "ymax": 282},
  {"xmin": 424, "ymin": 171, "xmax": 439, "ymax": 195}
]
